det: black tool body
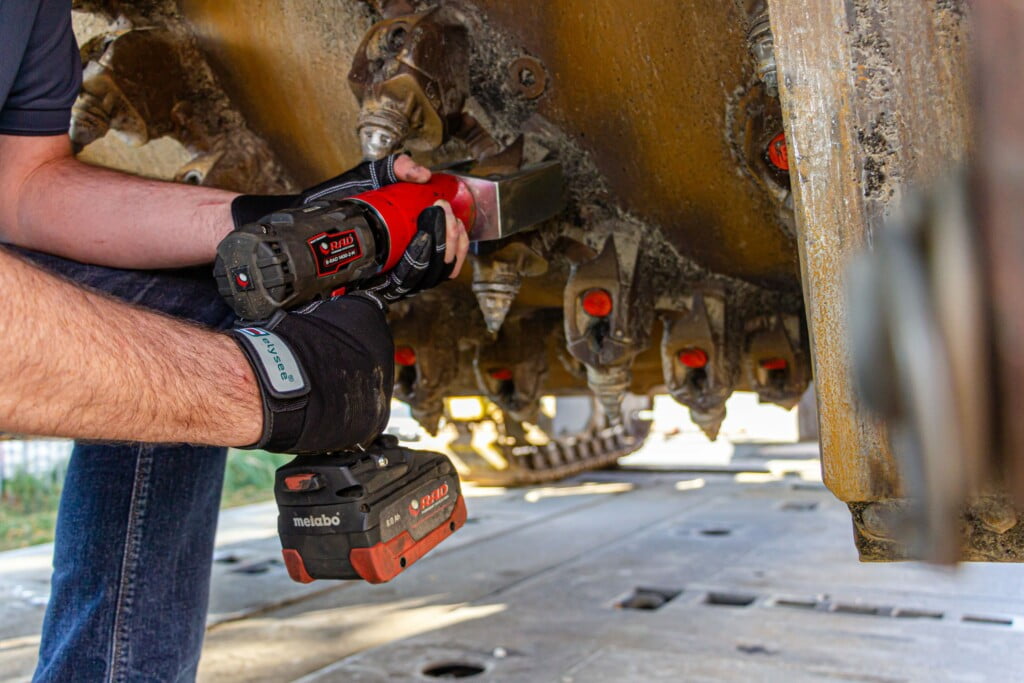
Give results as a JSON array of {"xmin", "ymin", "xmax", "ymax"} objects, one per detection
[
  {"xmin": 214, "ymin": 201, "xmax": 385, "ymax": 321},
  {"xmin": 214, "ymin": 174, "xmax": 471, "ymax": 321}
]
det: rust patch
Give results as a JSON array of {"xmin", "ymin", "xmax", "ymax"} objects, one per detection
[{"xmin": 856, "ymin": 111, "xmax": 901, "ymax": 203}]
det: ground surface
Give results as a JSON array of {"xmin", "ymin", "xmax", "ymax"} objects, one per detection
[{"xmin": 2, "ymin": 436, "xmax": 1024, "ymax": 682}]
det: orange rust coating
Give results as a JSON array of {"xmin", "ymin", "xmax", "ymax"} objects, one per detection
[
  {"xmin": 179, "ymin": 0, "xmax": 799, "ymax": 288},
  {"xmin": 178, "ymin": 0, "xmax": 373, "ymax": 186},
  {"xmin": 472, "ymin": 0, "xmax": 798, "ymax": 287}
]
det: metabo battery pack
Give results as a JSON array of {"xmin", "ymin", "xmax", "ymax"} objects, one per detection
[{"xmin": 274, "ymin": 437, "xmax": 466, "ymax": 584}]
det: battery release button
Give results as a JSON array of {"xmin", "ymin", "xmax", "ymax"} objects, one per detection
[{"xmin": 284, "ymin": 473, "xmax": 324, "ymax": 492}]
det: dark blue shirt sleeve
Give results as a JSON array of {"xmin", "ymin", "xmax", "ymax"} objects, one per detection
[{"xmin": 0, "ymin": 0, "xmax": 82, "ymax": 136}]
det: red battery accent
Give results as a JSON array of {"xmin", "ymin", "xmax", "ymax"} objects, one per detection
[
  {"xmin": 349, "ymin": 496, "xmax": 468, "ymax": 584},
  {"xmin": 350, "ymin": 174, "xmax": 475, "ymax": 272},
  {"xmin": 282, "ymin": 549, "xmax": 315, "ymax": 583},
  {"xmin": 284, "ymin": 473, "xmax": 320, "ymax": 492}
]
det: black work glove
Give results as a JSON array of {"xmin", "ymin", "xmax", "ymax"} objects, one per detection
[
  {"xmin": 231, "ymin": 295, "xmax": 394, "ymax": 454},
  {"xmin": 348, "ymin": 205, "xmax": 455, "ymax": 311},
  {"xmin": 230, "ymin": 154, "xmax": 403, "ymax": 227}
]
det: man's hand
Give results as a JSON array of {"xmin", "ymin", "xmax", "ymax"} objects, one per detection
[
  {"xmin": 350, "ymin": 202, "xmax": 462, "ymax": 311},
  {"xmin": 382, "ymin": 157, "xmax": 469, "ymax": 280},
  {"xmin": 306, "ymin": 155, "xmax": 467, "ymax": 282},
  {"xmin": 0, "ymin": 242, "xmax": 398, "ymax": 452},
  {"xmin": 1, "ymin": 134, "xmax": 469, "ymax": 279},
  {"xmin": 231, "ymin": 296, "xmax": 394, "ymax": 453}
]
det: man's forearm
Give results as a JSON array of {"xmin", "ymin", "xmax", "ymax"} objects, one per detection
[
  {"xmin": 0, "ymin": 135, "xmax": 238, "ymax": 268},
  {"xmin": 0, "ymin": 247, "xmax": 262, "ymax": 445}
]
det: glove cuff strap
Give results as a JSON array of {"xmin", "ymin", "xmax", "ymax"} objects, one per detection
[
  {"xmin": 231, "ymin": 327, "xmax": 310, "ymax": 451},
  {"xmin": 257, "ymin": 397, "xmax": 307, "ymax": 453}
]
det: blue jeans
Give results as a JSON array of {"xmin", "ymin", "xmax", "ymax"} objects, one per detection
[{"xmin": 21, "ymin": 252, "xmax": 237, "ymax": 682}]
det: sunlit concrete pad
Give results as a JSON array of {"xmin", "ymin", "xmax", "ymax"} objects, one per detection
[{"xmin": 3, "ymin": 440, "xmax": 1023, "ymax": 682}]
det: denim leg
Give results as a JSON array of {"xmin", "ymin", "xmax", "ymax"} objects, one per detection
[
  {"xmin": 26, "ymin": 253, "xmax": 238, "ymax": 682},
  {"xmin": 35, "ymin": 444, "xmax": 227, "ymax": 682}
]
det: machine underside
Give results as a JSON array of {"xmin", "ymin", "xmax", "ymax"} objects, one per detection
[{"xmin": 71, "ymin": 0, "xmax": 1024, "ymax": 562}]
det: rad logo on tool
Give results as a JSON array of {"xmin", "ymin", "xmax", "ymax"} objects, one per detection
[
  {"xmin": 308, "ymin": 230, "xmax": 362, "ymax": 277},
  {"xmin": 408, "ymin": 482, "xmax": 450, "ymax": 517}
]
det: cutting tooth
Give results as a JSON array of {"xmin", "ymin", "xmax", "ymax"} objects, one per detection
[
  {"xmin": 586, "ymin": 365, "xmax": 630, "ymax": 424},
  {"xmin": 412, "ymin": 406, "xmax": 442, "ymax": 435},
  {"xmin": 690, "ymin": 405, "xmax": 726, "ymax": 441},
  {"xmin": 473, "ymin": 285, "xmax": 518, "ymax": 334},
  {"xmin": 472, "ymin": 260, "xmax": 521, "ymax": 334}
]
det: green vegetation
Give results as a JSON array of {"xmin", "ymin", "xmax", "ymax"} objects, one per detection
[
  {"xmin": 220, "ymin": 449, "xmax": 291, "ymax": 508},
  {"xmin": 0, "ymin": 468, "xmax": 63, "ymax": 551},
  {"xmin": 0, "ymin": 449, "xmax": 290, "ymax": 551}
]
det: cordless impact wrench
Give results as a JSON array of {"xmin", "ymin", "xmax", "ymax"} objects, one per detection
[
  {"xmin": 214, "ymin": 161, "xmax": 562, "ymax": 321},
  {"xmin": 218, "ymin": 162, "xmax": 562, "ymax": 583}
]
